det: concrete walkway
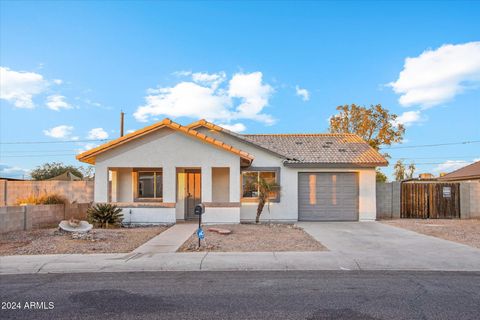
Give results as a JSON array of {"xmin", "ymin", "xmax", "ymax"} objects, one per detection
[
  {"xmin": 1, "ymin": 222, "xmax": 480, "ymax": 275},
  {"xmin": 133, "ymin": 223, "xmax": 197, "ymax": 253}
]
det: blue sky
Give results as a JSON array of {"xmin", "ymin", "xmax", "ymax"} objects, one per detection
[{"xmin": 1, "ymin": 1, "xmax": 479, "ymax": 179}]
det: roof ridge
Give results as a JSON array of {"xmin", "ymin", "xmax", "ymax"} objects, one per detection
[{"xmin": 242, "ymin": 133, "xmax": 358, "ymax": 136}]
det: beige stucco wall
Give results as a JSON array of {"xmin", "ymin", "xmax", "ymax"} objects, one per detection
[
  {"xmin": 94, "ymin": 128, "xmax": 241, "ymax": 215},
  {"xmin": 196, "ymin": 127, "xmax": 378, "ymax": 221},
  {"xmin": 212, "ymin": 167, "xmax": 230, "ymax": 202}
]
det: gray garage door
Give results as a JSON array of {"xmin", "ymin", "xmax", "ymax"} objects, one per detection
[{"xmin": 298, "ymin": 172, "xmax": 359, "ymax": 221}]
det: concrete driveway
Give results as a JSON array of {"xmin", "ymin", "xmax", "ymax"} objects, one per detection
[{"xmin": 298, "ymin": 221, "xmax": 480, "ymax": 271}]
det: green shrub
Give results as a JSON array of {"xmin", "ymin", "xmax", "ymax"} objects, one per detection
[{"xmin": 87, "ymin": 203, "xmax": 124, "ymax": 228}]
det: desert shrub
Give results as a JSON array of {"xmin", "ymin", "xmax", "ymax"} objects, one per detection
[
  {"xmin": 87, "ymin": 203, "xmax": 124, "ymax": 228},
  {"xmin": 16, "ymin": 193, "xmax": 67, "ymax": 205}
]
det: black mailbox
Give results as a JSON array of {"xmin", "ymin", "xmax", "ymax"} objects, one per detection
[{"xmin": 194, "ymin": 203, "xmax": 205, "ymax": 215}]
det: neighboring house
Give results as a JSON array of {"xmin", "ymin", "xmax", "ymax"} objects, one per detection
[
  {"xmin": 438, "ymin": 160, "xmax": 480, "ymax": 182},
  {"xmin": 48, "ymin": 170, "xmax": 83, "ymax": 181},
  {"xmin": 76, "ymin": 119, "xmax": 387, "ymax": 224}
]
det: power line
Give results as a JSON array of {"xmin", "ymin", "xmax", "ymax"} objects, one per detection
[
  {"xmin": 0, "ymin": 139, "xmax": 108, "ymax": 145},
  {"xmin": 382, "ymin": 140, "xmax": 480, "ymax": 149}
]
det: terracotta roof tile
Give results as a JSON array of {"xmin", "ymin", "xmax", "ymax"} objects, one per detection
[{"xmin": 438, "ymin": 160, "xmax": 480, "ymax": 181}]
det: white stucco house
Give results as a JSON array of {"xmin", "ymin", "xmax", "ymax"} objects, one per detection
[{"xmin": 77, "ymin": 118, "xmax": 387, "ymax": 224}]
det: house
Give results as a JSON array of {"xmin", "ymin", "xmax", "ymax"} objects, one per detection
[
  {"xmin": 438, "ymin": 160, "xmax": 480, "ymax": 182},
  {"xmin": 76, "ymin": 118, "xmax": 387, "ymax": 224}
]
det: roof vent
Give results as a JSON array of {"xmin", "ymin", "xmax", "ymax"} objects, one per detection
[
  {"xmin": 295, "ymin": 141, "xmax": 303, "ymax": 145},
  {"xmin": 339, "ymin": 148, "xmax": 346, "ymax": 152},
  {"xmin": 322, "ymin": 145, "xmax": 330, "ymax": 148},
  {"xmin": 325, "ymin": 141, "xmax": 333, "ymax": 145}
]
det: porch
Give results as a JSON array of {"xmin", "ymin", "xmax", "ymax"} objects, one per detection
[{"xmin": 103, "ymin": 166, "xmax": 241, "ymax": 224}]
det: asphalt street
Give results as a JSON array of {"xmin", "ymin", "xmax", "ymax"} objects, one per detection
[{"xmin": 1, "ymin": 271, "xmax": 479, "ymax": 320}]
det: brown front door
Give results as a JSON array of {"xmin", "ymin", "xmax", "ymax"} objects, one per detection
[{"xmin": 185, "ymin": 169, "xmax": 201, "ymax": 220}]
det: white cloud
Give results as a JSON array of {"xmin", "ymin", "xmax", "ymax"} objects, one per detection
[
  {"xmin": 0, "ymin": 66, "xmax": 49, "ymax": 108},
  {"xmin": 134, "ymin": 71, "xmax": 275, "ymax": 125},
  {"xmin": 53, "ymin": 79, "xmax": 63, "ymax": 85},
  {"xmin": 433, "ymin": 160, "xmax": 471, "ymax": 173},
  {"xmin": 76, "ymin": 142, "xmax": 99, "ymax": 153},
  {"xmin": 392, "ymin": 110, "xmax": 423, "ymax": 127},
  {"xmin": 0, "ymin": 163, "xmax": 30, "ymax": 179},
  {"xmin": 87, "ymin": 128, "xmax": 109, "ymax": 140},
  {"xmin": 126, "ymin": 129, "xmax": 136, "ymax": 134},
  {"xmin": 43, "ymin": 125, "xmax": 74, "ymax": 139},
  {"xmin": 295, "ymin": 85, "xmax": 310, "ymax": 101},
  {"xmin": 218, "ymin": 123, "xmax": 246, "ymax": 133},
  {"xmin": 46, "ymin": 94, "xmax": 72, "ymax": 111},
  {"xmin": 389, "ymin": 42, "xmax": 480, "ymax": 107}
]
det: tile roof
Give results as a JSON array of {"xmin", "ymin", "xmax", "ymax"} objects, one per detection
[
  {"xmin": 76, "ymin": 119, "xmax": 254, "ymax": 165},
  {"xmin": 241, "ymin": 133, "xmax": 388, "ymax": 166},
  {"xmin": 438, "ymin": 160, "xmax": 480, "ymax": 181},
  {"xmin": 187, "ymin": 119, "xmax": 387, "ymax": 167}
]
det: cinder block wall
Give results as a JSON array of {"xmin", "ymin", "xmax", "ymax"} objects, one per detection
[
  {"xmin": 376, "ymin": 182, "xmax": 401, "ymax": 219},
  {"xmin": 0, "ymin": 203, "xmax": 90, "ymax": 233},
  {"xmin": 460, "ymin": 182, "xmax": 480, "ymax": 219},
  {"xmin": 0, "ymin": 180, "xmax": 94, "ymax": 206}
]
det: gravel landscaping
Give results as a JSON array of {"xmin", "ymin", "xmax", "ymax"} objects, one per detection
[
  {"xmin": 0, "ymin": 226, "xmax": 169, "ymax": 255},
  {"xmin": 382, "ymin": 219, "xmax": 480, "ymax": 249},
  {"xmin": 178, "ymin": 223, "xmax": 326, "ymax": 252}
]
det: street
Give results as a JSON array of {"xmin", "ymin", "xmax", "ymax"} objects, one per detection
[{"xmin": 1, "ymin": 271, "xmax": 479, "ymax": 320}]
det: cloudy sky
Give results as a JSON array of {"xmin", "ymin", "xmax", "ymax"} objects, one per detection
[{"xmin": 0, "ymin": 1, "xmax": 479, "ymax": 179}]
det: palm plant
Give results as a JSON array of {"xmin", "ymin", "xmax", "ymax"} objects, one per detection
[
  {"xmin": 87, "ymin": 203, "xmax": 124, "ymax": 228},
  {"xmin": 256, "ymin": 177, "xmax": 280, "ymax": 224}
]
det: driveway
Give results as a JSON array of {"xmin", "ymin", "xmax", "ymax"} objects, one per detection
[{"xmin": 298, "ymin": 221, "xmax": 480, "ymax": 271}]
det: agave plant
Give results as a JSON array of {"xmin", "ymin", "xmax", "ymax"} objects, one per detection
[{"xmin": 87, "ymin": 203, "xmax": 124, "ymax": 228}]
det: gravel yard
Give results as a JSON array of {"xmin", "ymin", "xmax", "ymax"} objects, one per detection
[
  {"xmin": 382, "ymin": 219, "xmax": 480, "ymax": 249},
  {"xmin": 0, "ymin": 226, "xmax": 169, "ymax": 255},
  {"xmin": 178, "ymin": 223, "xmax": 326, "ymax": 252}
]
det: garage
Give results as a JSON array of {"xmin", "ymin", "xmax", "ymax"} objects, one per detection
[{"xmin": 298, "ymin": 172, "xmax": 359, "ymax": 221}]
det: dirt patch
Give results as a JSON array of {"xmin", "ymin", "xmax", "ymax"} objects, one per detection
[
  {"xmin": 381, "ymin": 219, "xmax": 480, "ymax": 248},
  {"xmin": 178, "ymin": 223, "xmax": 326, "ymax": 252},
  {"xmin": 0, "ymin": 226, "xmax": 169, "ymax": 255}
]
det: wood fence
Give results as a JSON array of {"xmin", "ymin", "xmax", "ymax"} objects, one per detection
[{"xmin": 401, "ymin": 183, "xmax": 461, "ymax": 219}]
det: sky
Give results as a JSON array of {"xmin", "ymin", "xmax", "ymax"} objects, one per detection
[{"xmin": 0, "ymin": 1, "xmax": 479, "ymax": 180}]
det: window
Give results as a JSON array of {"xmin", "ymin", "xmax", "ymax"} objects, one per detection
[
  {"xmin": 137, "ymin": 170, "xmax": 163, "ymax": 199},
  {"xmin": 241, "ymin": 170, "xmax": 279, "ymax": 201}
]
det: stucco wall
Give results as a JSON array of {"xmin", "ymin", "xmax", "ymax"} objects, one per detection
[
  {"xmin": 196, "ymin": 127, "xmax": 378, "ymax": 221},
  {"xmin": 212, "ymin": 167, "xmax": 230, "ymax": 202},
  {"xmin": 120, "ymin": 207, "xmax": 176, "ymax": 224}
]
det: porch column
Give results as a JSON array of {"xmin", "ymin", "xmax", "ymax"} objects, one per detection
[
  {"xmin": 110, "ymin": 170, "xmax": 118, "ymax": 202},
  {"xmin": 94, "ymin": 164, "xmax": 108, "ymax": 202},
  {"xmin": 163, "ymin": 165, "xmax": 176, "ymax": 203},
  {"xmin": 201, "ymin": 166, "xmax": 212, "ymax": 202},
  {"xmin": 230, "ymin": 160, "xmax": 241, "ymax": 202}
]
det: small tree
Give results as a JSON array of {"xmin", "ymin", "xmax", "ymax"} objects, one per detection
[
  {"xmin": 256, "ymin": 177, "xmax": 280, "ymax": 224},
  {"xmin": 394, "ymin": 160, "xmax": 406, "ymax": 181},
  {"xmin": 30, "ymin": 162, "xmax": 84, "ymax": 180},
  {"xmin": 376, "ymin": 169, "xmax": 388, "ymax": 183},
  {"xmin": 406, "ymin": 162, "xmax": 416, "ymax": 179}
]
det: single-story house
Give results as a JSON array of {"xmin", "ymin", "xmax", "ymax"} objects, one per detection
[
  {"xmin": 438, "ymin": 160, "xmax": 480, "ymax": 182},
  {"xmin": 76, "ymin": 119, "xmax": 387, "ymax": 224}
]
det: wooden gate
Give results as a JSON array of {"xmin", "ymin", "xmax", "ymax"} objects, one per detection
[{"xmin": 401, "ymin": 183, "xmax": 460, "ymax": 219}]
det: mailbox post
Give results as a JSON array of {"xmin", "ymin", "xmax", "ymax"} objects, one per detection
[{"xmin": 194, "ymin": 203, "xmax": 205, "ymax": 248}]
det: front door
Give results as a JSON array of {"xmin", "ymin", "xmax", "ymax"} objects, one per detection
[{"xmin": 185, "ymin": 169, "xmax": 201, "ymax": 219}]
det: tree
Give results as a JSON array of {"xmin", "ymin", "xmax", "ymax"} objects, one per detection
[
  {"xmin": 30, "ymin": 162, "xmax": 84, "ymax": 181},
  {"xmin": 394, "ymin": 160, "xmax": 406, "ymax": 181},
  {"xmin": 376, "ymin": 169, "xmax": 388, "ymax": 183},
  {"xmin": 406, "ymin": 162, "xmax": 416, "ymax": 179},
  {"xmin": 256, "ymin": 177, "xmax": 280, "ymax": 224},
  {"xmin": 329, "ymin": 104, "xmax": 405, "ymax": 152}
]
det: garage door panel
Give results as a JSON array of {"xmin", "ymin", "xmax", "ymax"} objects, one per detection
[{"xmin": 298, "ymin": 172, "xmax": 359, "ymax": 221}]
